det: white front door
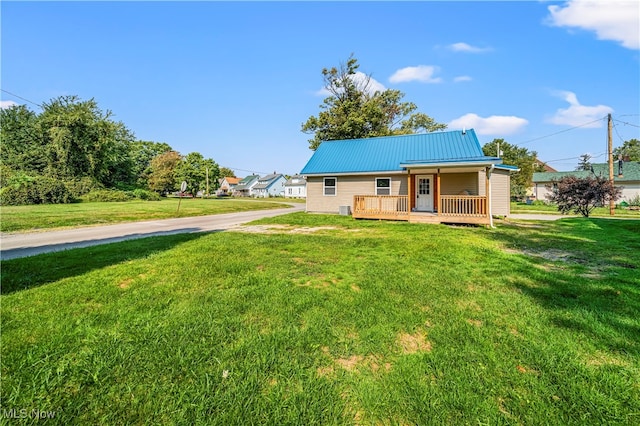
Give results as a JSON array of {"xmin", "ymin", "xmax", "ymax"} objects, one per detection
[{"xmin": 416, "ymin": 175, "xmax": 434, "ymax": 211}]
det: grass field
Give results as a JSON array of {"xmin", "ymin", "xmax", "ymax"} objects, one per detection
[
  {"xmin": 1, "ymin": 214, "xmax": 639, "ymax": 424},
  {"xmin": 511, "ymin": 201, "xmax": 640, "ymax": 218},
  {"xmin": 0, "ymin": 198, "xmax": 298, "ymax": 233}
]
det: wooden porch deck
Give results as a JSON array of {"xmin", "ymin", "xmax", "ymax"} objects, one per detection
[{"xmin": 353, "ymin": 195, "xmax": 491, "ymax": 225}]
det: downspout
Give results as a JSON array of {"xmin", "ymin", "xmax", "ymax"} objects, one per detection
[{"xmin": 487, "ymin": 165, "xmax": 495, "ymax": 228}]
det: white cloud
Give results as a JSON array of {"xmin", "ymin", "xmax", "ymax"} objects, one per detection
[
  {"xmin": 0, "ymin": 100, "xmax": 19, "ymax": 109},
  {"xmin": 449, "ymin": 113, "xmax": 529, "ymax": 135},
  {"xmin": 547, "ymin": 90, "xmax": 613, "ymax": 127},
  {"xmin": 448, "ymin": 42, "xmax": 492, "ymax": 53},
  {"xmin": 389, "ymin": 65, "xmax": 442, "ymax": 83},
  {"xmin": 315, "ymin": 71, "xmax": 386, "ymax": 96},
  {"xmin": 547, "ymin": 0, "xmax": 639, "ymax": 50},
  {"xmin": 453, "ymin": 75, "xmax": 472, "ymax": 83}
]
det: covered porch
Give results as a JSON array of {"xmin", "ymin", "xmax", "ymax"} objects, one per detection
[{"xmin": 352, "ymin": 166, "xmax": 495, "ymax": 226}]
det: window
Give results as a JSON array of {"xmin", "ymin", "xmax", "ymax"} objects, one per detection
[
  {"xmin": 323, "ymin": 177, "xmax": 336, "ymax": 196},
  {"xmin": 376, "ymin": 178, "xmax": 391, "ymax": 195}
]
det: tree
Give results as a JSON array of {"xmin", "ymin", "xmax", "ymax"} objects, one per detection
[
  {"xmin": 128, "ymin": 140, "xmax": 173, "ymax": 188},
  {"xmin": 301, "ymin": 55, "xmax": 447, "ymax": 150},
  {"xmin": 148, "ymin": 151, "xmax": 181, "ymax": 194},
  {"xmin": 174, "ymin": 152, "xmax": 220, "ymax": 197},
  {"xmin": 481, "ymin": 139, "xmax": 543, "ymax": 200},
  {"xmin": 38, "ymin": 95, "xmax": 135, "ymax": 185},
  {"xmin": 219, "ymin": 167, "xmax": 236, "ymax": 178},
  {"xmin": 575, "ymin": 153, "xmax": 592, "ymax": 171},
  {"xmin": 545, "ymin": 175, "xmax": 622, "ymax": 217},
  {"xmin": 613, "ymin": 138, "xmax": 640, "ymax": 161},
  {"xmin": 0, "ymin": 104, "xmax": 47, "ymax": 175}
]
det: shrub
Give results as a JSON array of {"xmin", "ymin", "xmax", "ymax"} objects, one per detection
[
  {"xmin": 64, "ymin": 177, "xmax": 103, "ymax": 198},
  {"xmin": 81, "ymin": 189, "xmax": 133, "ymax": 203},
  {"xmin": 545, "ymin": 176, "xmax": 622, "ymax": 217},
  {"xmin": 131, "ymin": 188, "xmax": 161, "ymax": 201},
  {"xmin": 0, "ymin": 176, "xmax": 75, "ymax": 205}
]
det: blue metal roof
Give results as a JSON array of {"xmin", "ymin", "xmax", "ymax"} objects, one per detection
[{"xmin": 300, "ymin": 129, "xmax": 502, "ymax": 175}]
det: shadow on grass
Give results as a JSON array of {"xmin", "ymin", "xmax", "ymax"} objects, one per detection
[
  {"xmin": 0, "ymin": 232, "xmax": 210, "ymax": 295},
  {"xmin": 489, "ymin": 217, "xmax": 640, "ymax": 355}
]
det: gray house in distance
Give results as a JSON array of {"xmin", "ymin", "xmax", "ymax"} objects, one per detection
[{"xmin": 253, "ymin": 173, "xmax": 287, "ymax": 198}]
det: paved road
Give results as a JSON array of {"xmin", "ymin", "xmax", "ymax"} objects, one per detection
[{"xmin": 0, "ymin": 204, "xmax": 305, "ymax": 260}]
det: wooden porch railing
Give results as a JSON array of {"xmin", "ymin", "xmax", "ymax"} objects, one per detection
[
  {"xmin": 439, "ymin": 195, "xmax": 487, "ymax": 217},
  {"xmin": 353, "ymin": 195, "xmax": 409, "ymax": 220},
  {"xmin": 352, "ymin": 195, "xmax": 488, "ymax": 221}
]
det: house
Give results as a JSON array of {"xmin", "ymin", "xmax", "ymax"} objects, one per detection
[
  {"xmin": 233, "ymin": 174, "xmax": 260, "ymax": 197},
  {"xmin": 217, "ymin": 176, "xmax": 240, "ymax": 196},
  {"xmin": 253, "ymin": 173, "xmax": 287, "ymax": 198},
  {"xmin": 284, "ymin": 174, "xmax": 307, "ymax": 198},
  {"xmin": 532, "ymin": 161, "xmax": 640, "ymax": 203},
  {"xmin": 535, "ymin": 159, "xmax": 557, "ymax": 173},
  {"xmin": 300, "ymin": 129, "xmax": 518, "ymax": 226}
]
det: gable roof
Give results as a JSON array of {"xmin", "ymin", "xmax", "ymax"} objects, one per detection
[
  {"xmin": 284, "ymin": 174, "xmax": 306, "ymax": 186},
  {"xmin": 221, "ymin": 177, "xmax": 240, "ymax": 185},
  {"xmin": 253, "ymin": 173, "xmax": 285, "ymax": 190},
  {"xmin": 300, "ymin": 129, "xmax": 502, "ymax": 175},
  {"xmin": 234, "ymin": 174, "xmax": 260, "ymax": 190},
  {"xmin": 533, "ymin": 162, "xmax": 640, "ymax": 183}
]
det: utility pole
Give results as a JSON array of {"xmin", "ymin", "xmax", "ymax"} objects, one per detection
[
  {"xmin": 206, "ymin": 167, "xmax": 210, "ymax": 198},
  {"xmin": 608, "ymin": 113, "xmax": 614, "ymax": 216}
]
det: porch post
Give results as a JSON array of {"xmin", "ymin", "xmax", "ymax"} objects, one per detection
[
  {"xmin": 436, "ymin": 169, "xmax": 441, "ymax": 216},
  {"xmin": 407, "ymin": 169, "xmax": 412, "ymax": 212},
  {"xmin": 486, "ymin": 166, "xmax": 493, "ymax": 226}
]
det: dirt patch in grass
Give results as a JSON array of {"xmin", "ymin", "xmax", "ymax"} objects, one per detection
[
  {"xmin": 397, "ymin": 330, "xmax": 432, "ymax": 354},
  {"xmin": 118, "ymin": 278, "xmax": 133, "ymax": 289},
  {"xmin": 231, "ymin": 224, "xmax": 339, "ymax": 234},
  {"xmin": 585, "ymin": 351, "xmax": 630, "ymax": 367},
  {"xmin": 467, "ymin": 319, "xmax": 483, "ymax": 327},
  {"xmin": 317, "ymin": 347, "xmax": 392, "ymax": 377}
]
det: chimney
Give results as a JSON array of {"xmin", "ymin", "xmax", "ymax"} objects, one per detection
[{"xmin": 618, "ymin": 157, "xmax": 624, "ymax": 178}]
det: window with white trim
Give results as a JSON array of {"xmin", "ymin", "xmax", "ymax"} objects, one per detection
[
  {"xmin": 376, "ymin": 178, "xmax": 391, "ymax": 195},
  {"xmin": 323, "ymin": 177, "xmax": 336, "ymax": 196}
]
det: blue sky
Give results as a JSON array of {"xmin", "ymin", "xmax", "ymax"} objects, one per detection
[{"xmin": 2, "ymin": 1, "xmax": 639, "ymax": 176}]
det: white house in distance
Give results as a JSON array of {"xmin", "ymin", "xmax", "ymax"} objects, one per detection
[
  {"xmin": 217, "ymin": 176, "xmax": 240, "ymax": 196},
  {"xmin": 284, "ymin": 174, "xmax": 307, "ymax": 198},
  {"xmin": 233, "ymin": 174, "xmax": 260, "ymax": 197},
  {"xmin": 253, "ymin": 173, "xmax": 287, "ymax": 198}
]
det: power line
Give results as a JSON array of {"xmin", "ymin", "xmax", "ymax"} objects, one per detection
[
  {"xmin": 0, "ymin": 89, "xmax": 43, "ymax": 108},
  {"xmin": 513, "ymin": 116, "xmax": 607, "ymax": 146},
  {"xmin": 224, "ymin": 166, "xmax": 270, "ymax": 176},
  {"xmin": 612, "ymin": 118, "xmax": 640, "ymax": 129},
  {"xmin": 544, "ymin": 151, "xmax": 606, "ymax": 164}
]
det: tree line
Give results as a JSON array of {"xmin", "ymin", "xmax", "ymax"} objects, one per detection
[{"xmin": 0, "ymin": 95, "xmax": 233, "ymax": 204}]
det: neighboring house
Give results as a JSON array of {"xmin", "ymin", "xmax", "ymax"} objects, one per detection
[
  {"xmin": 532, "ymin": 161, "xmax": 640, "ymax": 203},
  {"xmin": 535, "ymin": 159, "xmax": 557, "ymax": 173},
  {"xmin": 233, "ymin": 174, "xmax": 260, "ymax": 197},
  {"xmin": 253, "ymin": 173, "xmax": 287, "ymax": 198},
  {"xmin": 284, "ymin": 175, "xmax": 307, "ymax": 198},
  {"xmin": 300, "ymin": 129, "xmax": 518, "ymax": 226},
  {"xmin": 218, "ymin": 176, "xmax": 240, "ymax": 196}
]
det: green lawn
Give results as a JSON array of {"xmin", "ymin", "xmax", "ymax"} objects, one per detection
[
  {"xmin": 1, "ymin": 214, "xmax": 638, "ymax": 424},
  {"xmin": 0, "ymin": 198, "xmax": 296, "ymax": 233},
  {"xmin": 511, "ymin": 201, "xmax": 640, "ymax": 218}
]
